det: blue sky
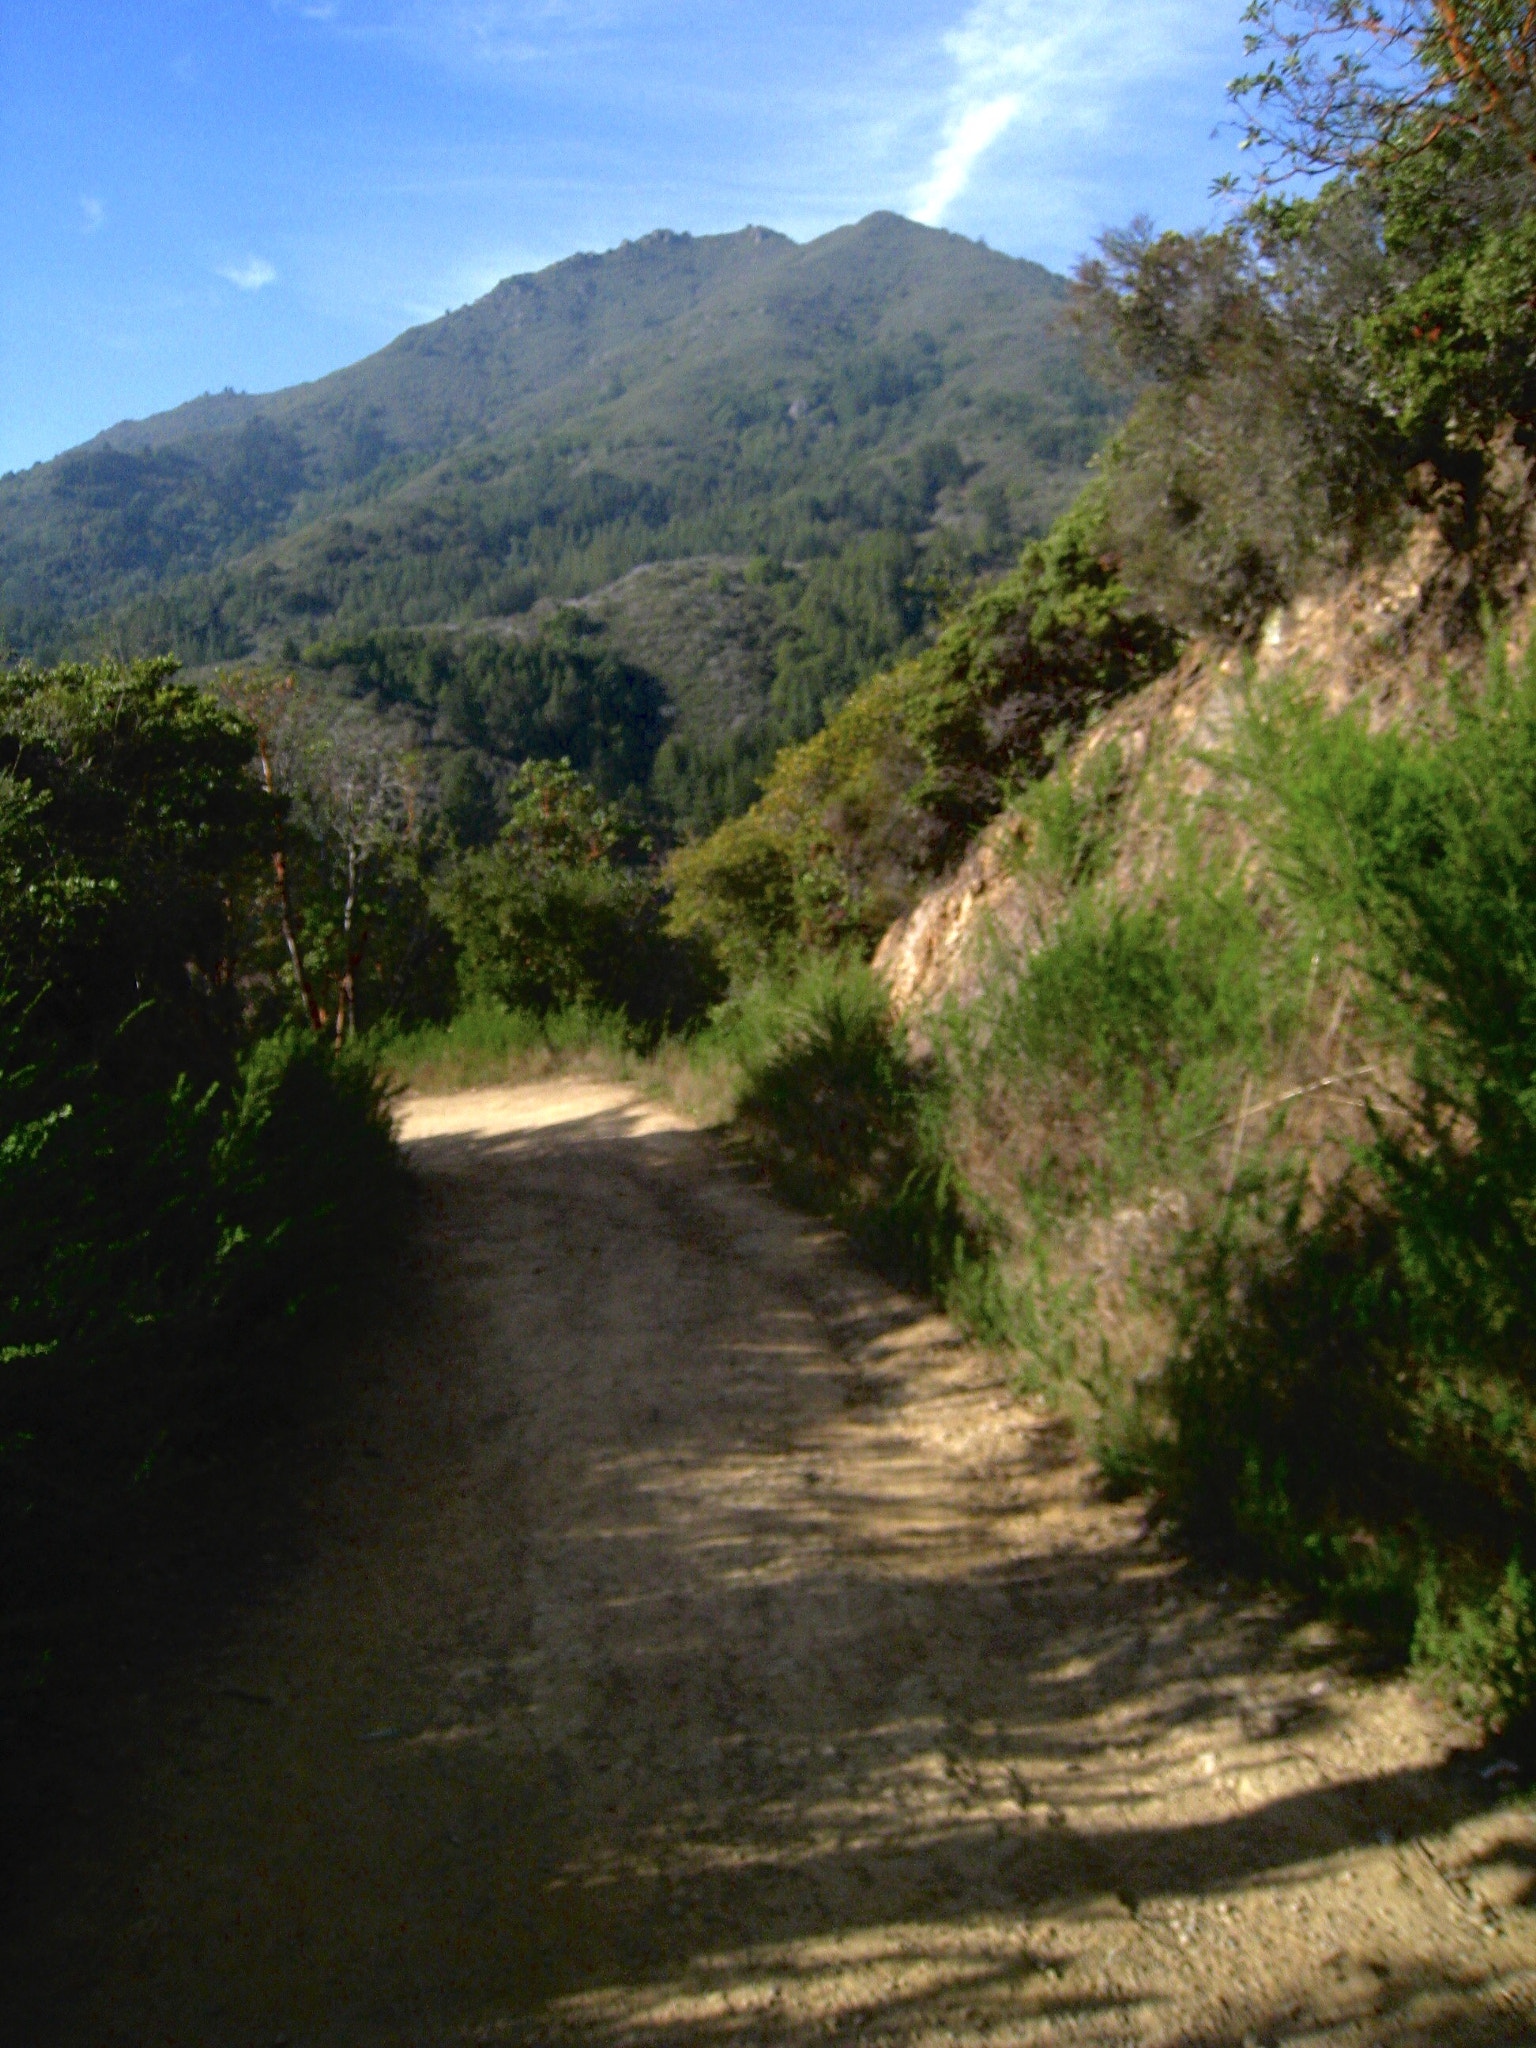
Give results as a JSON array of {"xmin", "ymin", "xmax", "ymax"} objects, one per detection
[{"xmin": 2, "ymin": 2, "xmax": 1249, "ymax": 475}]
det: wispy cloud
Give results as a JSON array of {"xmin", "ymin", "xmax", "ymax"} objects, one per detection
[
  {"xmin": 288, "ymin": 2, "xmax": 627, "ymax": 72},
  {"xmin": 912, "ymin": 94, "xmax": 1020, "ymax": 227},
  {"xmin": 80, "ymin": 195, "xmax": 105, "ymax": 234},
  {"xmin": 912, "ymin": 0, "xmax": 1232, "ymax": 226},
  {"xmin": 218, "ymin": 255, "xmax": 278, "ymax": 290}
]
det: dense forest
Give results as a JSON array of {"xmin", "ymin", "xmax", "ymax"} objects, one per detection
[{"xmin": 295, "ymin": 530, "xmax": 952, "ymax": 839}]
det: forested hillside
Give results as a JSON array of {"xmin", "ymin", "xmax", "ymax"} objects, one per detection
[{"xmin": 0, "ymin": 215, "xmax": 1113, "ymax": 684}]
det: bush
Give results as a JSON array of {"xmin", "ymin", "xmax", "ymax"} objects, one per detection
[
  {"xmin": 1074, "ymin": 204, "xmax": 1406, "ymax": 635},
  {"xmin": 444, "ymin": 760, "xmax": 722, "ymax": 1033},
  {"xmin": 954, "ymin": 802, "xmax": 1305, "ymax": 1212},
  {"xmin": 213, "ymin": 1029, "xmax": 406, "ymax": 1327},
  {"xmin": 1, "ymin": 1023, "xmax": 406, "ymax": 1561},
  {"xmin": 0, "ymin": 659, "xmax": 410, "ymax": 1638},
  {"xmin": 1131, "ymin": 646, "xmax": 1536, "ymax": 1729},
  {"xmin": 713, "ymin": 960, "xmax": 988, "ymax": 1295}
]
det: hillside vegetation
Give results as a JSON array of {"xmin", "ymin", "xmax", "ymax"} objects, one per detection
[
  {"xmin": 1, "ymin": 215, "xmax": 1112, "ymax": 681},
  {"xmin": 294, "ymin": 530, "xmax": 953, "ymax": 838},
  {"xmin": 659, "ymin": 0, "xmax": 1536, "ymax": 1735}
]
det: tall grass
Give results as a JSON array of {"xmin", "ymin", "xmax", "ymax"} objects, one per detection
[
  {"xmin": 372, "ymin": 999, "xmax": 636, "ymax": 1092},
  {"xmin": 689, "ymin": 959, "xmax": 993, "ymax": 1297}
]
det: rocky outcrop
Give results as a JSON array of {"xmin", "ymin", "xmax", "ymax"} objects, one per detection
[{"xmin": 875, "ymin": 517, "xmax": 1518, "ymax": 1023}]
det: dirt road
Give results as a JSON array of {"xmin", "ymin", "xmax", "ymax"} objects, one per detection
[{"xmin": 8, "ymin": 1080, "xmax": 1536, "ymax": 2044}]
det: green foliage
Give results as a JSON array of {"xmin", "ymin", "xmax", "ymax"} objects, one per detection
[
  {"xmin": 443, "ymin": 760, "xmax": 721, "ymax": 1030},
  {"xmin": 1111, "ymin": 647, "xmax": 1536, "ymax": 1729},
  {"xmin": 1075, "ymin": 205, "xmax": 1406, "ymax": 632},
  {"xmin": 1360, "ymin": 125, "xmax": 1536, "ymax": 484},
  {"xmin": 0, "ymin": 657, "xmax": 269, "ymax": 1066},
  {"xmin": 708, "ymin": 960, "xmax": 986, "ymax": 1294},
  {"xmin": 1077, "ymin": 4, "xmax": 1536, "ymax": 632},
  {"xmin": 0, "ymin": 658, "xmax": 407, "ymax": 1622},
  {"xmin": 969, "ymin": 871, "xmax": 1289, "ymax": 1164},
  {"xmin": 1413, "ymin": 1551, "xmax": 1536, "ymax": 1733},
  {"xmin": 305, "ymin": 613, "xmax": 667, "ymax": 812},
  {"xmin": 213, "ymin": 1030, "xmax": 405, "ymax": 1325},
  {"xmin": 1240, "ymin": 650, "xmax": 1536, "ymax": 1357},
  {"xmin": 666, "ymin": 493, "xmax": 1177, "ymax": 971},
  {"xmin": 766, "ymin": 533, "xmax": 941, "ymax": 742},
  {"xmin": 665, "ymin": 806, "xmax": 802, "ymax": 981}
]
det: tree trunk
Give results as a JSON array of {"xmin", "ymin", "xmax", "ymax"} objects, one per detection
[
  {"xmin": 258, "ymin": 738, "xmax": 324, "ymax": 1032},
  {"xmin": 337, "ymin": 840, "xmax": 360, "ymax": 1043}
]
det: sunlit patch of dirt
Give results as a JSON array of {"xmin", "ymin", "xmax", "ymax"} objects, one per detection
[{"xmin": 4, "ymin": 1080, "xmax": 1534, "ymax": 2046}]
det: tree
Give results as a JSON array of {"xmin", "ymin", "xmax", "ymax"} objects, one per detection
[
  {"xmin": 444, "ymin": 760, "xmax": 716, "ymax": 1027},
  {"xmin": 213, "ymin": 670, "xmax": 323, "ymax": 1031},
  {"xmin": 289, "ymin": 704, "xmax": 421, "ymax": 1040},
  {"xmin": 1231, "ymin": 0, "xmax": 1536, "ymax": 184},
  {"xmin": 1230, "ymin": 4, "xmax": 1536, "ymax": 483},
  {"xmin": 214, "ymin": 672, "xmax": 436, "ymax": 1036},
  {"xmin": 0, "ymin": 657, "xmax": 269, "ymax": 1069}
]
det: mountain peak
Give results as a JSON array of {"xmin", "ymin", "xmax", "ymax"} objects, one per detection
[{"xmin": 0, "ymin": 215, "xmax": 1103, "ymax": 652}]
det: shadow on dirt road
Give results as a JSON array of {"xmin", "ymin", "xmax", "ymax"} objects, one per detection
[{"xmin": 3, "ymin": 1082, "xmax": 1534, "ymax": 2045}]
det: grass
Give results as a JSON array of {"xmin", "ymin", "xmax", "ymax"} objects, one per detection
[
  {"xmin": 372, "ymin": 1000, "xmax": 637, "ymax": 1093},
  {"xmin": 685, "ymin": 958, "xmax": 996, "ymax": 1298}
]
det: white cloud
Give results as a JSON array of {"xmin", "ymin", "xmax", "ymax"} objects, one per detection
[
  {"xmin": 80, "ymin": 195, "xmax": 105, "ymax": 234},
  {"xmin": 218, "ymin": 256, "xmax": 278, "ymax": 290},
  {"xmin": 912, "ymin": 94, "xmax": 1020, "ymax": 227},
  {"xmin": 912, "ymin": 0, "xmax": 1232, "ymax": 226}
]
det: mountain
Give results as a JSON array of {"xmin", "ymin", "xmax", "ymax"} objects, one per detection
[{"xmin": 1, "ymin": 214, "xmax": 1116, "ymax": 665}]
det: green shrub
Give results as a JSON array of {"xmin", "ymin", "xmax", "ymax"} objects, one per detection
[
  {"xmin": 0, "ymin": 660, "xmax": 410, "ymax": 1627},
  {"xmin": 1076, "ymin": 207, "xmax": 1404, "ymax": 635},
  {"xmin": 213, "ymin": 1029, "xmax": 406, "ymax": 1327},
  {"xmin": 955, "ymin": 832, "xmax": 1302, "ymax": 1206},
  {"xmin": 1413, "ymin": 1552, "xmax": 1536, "ymax": 1734},
  {"xmin": 1240, "ymin": 648, "xmax": 1536, "ymax": 1361},
  {"xmin": 1126, "ymin": 647, "xmax": 1536, "ymax": 1727},
  {"xmin": 717, "ymin": 960, "xmax": 988, "ymax": 1295},
  {"xmin": 444, "ymin": 760, "xmax": 721, "ymax": 1032},
  {"xmin": 0, "ymin": 1021, "xmax": 406, "ymax": 1564}
]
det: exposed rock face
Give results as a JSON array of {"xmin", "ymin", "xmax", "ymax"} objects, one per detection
[
  {"xmin": 870, "ymin": 813, "xmax": 1027, "ymax": 1020},
  {"xmin": 875, "ymin": 517, "xmax": 1520, "ymax": 1024}
]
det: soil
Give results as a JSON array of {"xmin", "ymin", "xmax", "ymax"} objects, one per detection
[{"xmin": 5, "ymin": 1078, "xmax": 1536, "ymax": 2045}]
